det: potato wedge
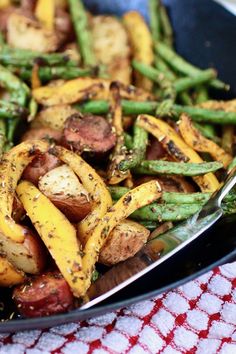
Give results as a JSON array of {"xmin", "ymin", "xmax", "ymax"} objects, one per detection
[
  {"xmin": 0, "ymin": 256, "xmax": 24, "ymax": 287},
  {"xmin": 54, "ymin": 146, "xmax": 113, "ymax": 243},
  {"xmin": 38, "ymin": 164, "xmax": 91, "ymax": 222},
  {"xmin": 91, "ymin": 15, "xmax": 131, "ymax": 84},
  {"xmin": 32, "ymin": 78, "xmax": 153, "ymax": 106},
  {"xmin": 7, "ymin": 13, "xmax": 59, "ymax": 52},
  {"xmin": 137, "ymin": 114, "xmax": 220, "ymax": 192},
  {"xmin": 28, "ymin": 104, "xmax": 77, "ymax": 131},
  {"xmin": 99, "ymin": 220, "xmax": 150, "ymax": 265},
  {"xmin": 123, "ymin": 11, "xmax": 154, "ymax": 91},
  {"xmin": 179, "ymin": 114, "xmax": 232, "ymax": 168},
  {"xmin": 0, "ymin": 227, "xmax": 46, "ymax": 274},
  {"xmin": 16, "ymin": 180, "xmax": 84, "ymax": 298}
]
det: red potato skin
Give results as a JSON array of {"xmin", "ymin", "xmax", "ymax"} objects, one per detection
[
  {"xmin": 21, "ymin": 128, "xmax": 62, "ymax": 185},
  {"xmin": 13, "ymin": 272, "xmax": 74, "ymax": 318},
  {"xmin": 23, "ymin": 227, "xmax": 47, "ymax": 273},
  {"xmin": 22, "ymin": 153, "xmax": 62, "ymax": 186},
  {"xmin": 63, "ymin": 113, "xmax": 116, "ymax": 154},
  {"xmin": 49, "ymin": 196, "xmax": 92, "ymax": 223}
]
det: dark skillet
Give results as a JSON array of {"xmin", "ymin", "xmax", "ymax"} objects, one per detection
[{"xmin": 0, "ymin": 0, "xmax": 236, "ymax": 331}]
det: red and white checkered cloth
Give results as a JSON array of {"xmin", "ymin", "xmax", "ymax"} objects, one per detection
[{"xmin": 0, "ymin": 262, "xmax": 235, "ymax": 354}]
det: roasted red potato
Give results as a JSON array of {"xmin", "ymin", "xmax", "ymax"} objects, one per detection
[
  {"xmin": 99, "ymin": 220, "xmax": 150, "ymax": 266},
  {"xmin": 38, "ymin": 164, "xmax": 92, "ymax": 222}
]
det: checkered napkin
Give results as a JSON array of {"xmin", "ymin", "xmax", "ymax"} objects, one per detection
[{"xmin": 0, "ymin": 262, "xmax": 235, "ymax": 354}]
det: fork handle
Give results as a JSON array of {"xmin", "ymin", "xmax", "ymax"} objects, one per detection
[{"xmin": 215, "ymin": 167, "xmax": 236, "ymax": 205}]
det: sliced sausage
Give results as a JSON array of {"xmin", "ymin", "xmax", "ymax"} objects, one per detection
[
  {"xmin": 22, "ymin": 153, "xmax": 62, "ymax": 186},
  {"xmin": 13, "ymin": 271, "xmax": 74, "ymax": 318},
  {"xmin": 63, "ymin": 113, "xmax": 116, "ymax": 154}
]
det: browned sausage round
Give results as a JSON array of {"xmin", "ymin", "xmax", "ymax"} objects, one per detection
[
  {"xmin": 13, "ymin": 272, "xmax": 74, "ymax": 318},
  {"xmin": 22, "ymin": 153, "xmax": 62, "ymax": 186},
  {"xmin": 63, "ymin": 113, "xmax": 116, "ymax": 154},
  {"xmin": 21, "ymin": 128, "xmax": 62, "ymax": 143}
]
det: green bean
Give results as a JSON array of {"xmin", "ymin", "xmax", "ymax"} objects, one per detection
[
  {"xmin": 149, "ymin": 0, "xmax": 161, "ymax": 41},
  {"xmin": 132, "ymin": 60, "xmax": 176, "ymax": 104},
  {"xmin": 119, "ymin": 125, "xmax": 148, "ymax": 171},
  {"xmin": 0, "ymin": 64, "xmax": 30, "ymax": 106},
  {"xmin": 15, "ymin": 66, "xmax": 95, "ymax": 83},
  {"xmin": 159, "ymin": 4, "xmax": 173, "ymax": 47},
  {"xmin": 154, "ymin": 57, "xmax": 177, "ymax": 81},
  {"xmin": 124, "ymin": 132, "xmax": 133, "ymax": 150},
  {"xmin": 132, "ymin": 203, "xmax": 200, "ymax": 221},
  {"xmin": 155, "ymin": 42, "xmax": 229, "ymax": 90},
  {"xmin": 174, "ymin": 69, "xmax": 216, "ymax": 92},
  {"xmin": 133, "ymin": 201, "xmax": 236, "ymax": 222},
  {"xmin": 172, "ymin": 104, "xmax": 236, "ymax": 124},
  {"xmin": 109, "ymin": 186, "xmax": 236, "ymax": 205},
  {"xmin": 133, "ymin": 160, "xmax": 223, "ymax": 176},
  {"xmin": 195, "ymin": 86, "xmax": 209, "ymax": 104},
  {"xmin": 79, "ymin": 100, "xmax": 236, "ymax": 124},
  {"xmin": 0, "ymin": 46, "xmax": 77, "ymax": 67},
  {"xmin": 68, "ymin": 0, "xmax": 96, "ymax": 67},
  {"xmin": 0, "ymin": 100, "xmax": 28, "ymax": 119},
  {"xmin": 133, "ymin": 60, "xmax": 216, "ymax": 94},
  {"xmin": 178, "ymin": 92, "xmax": 193, "ymax": 106}
]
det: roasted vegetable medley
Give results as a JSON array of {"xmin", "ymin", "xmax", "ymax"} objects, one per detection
[{"xmin": 0, "ymin": 0, "xmax": 236, "ymax": 319}]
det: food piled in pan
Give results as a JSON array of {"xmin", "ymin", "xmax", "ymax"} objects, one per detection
[{"xmin": 0, "ymin": 0, "xmax": 235, "ymax": 318}]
